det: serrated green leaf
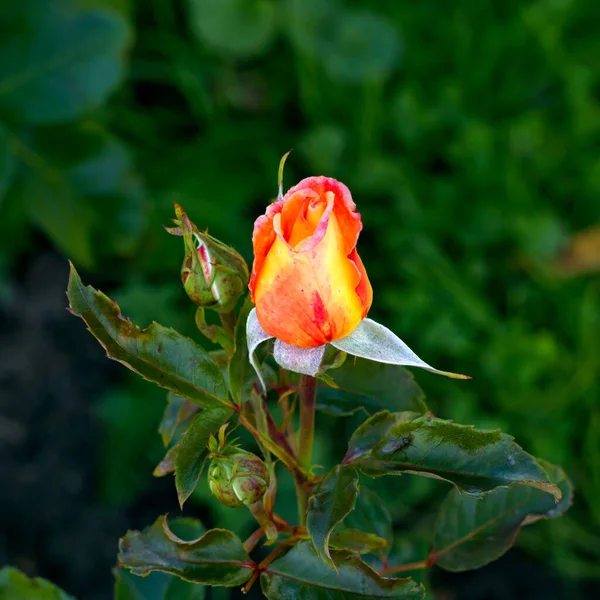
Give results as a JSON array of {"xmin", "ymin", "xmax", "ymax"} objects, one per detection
[
  {"xmin": 119, "ymin": 515, "xmax": 254, "ymax": 587},
  {"xmin": 67, "ymin": 264, "xmax": 231, "ymax": 408},
  {"xmin": 0, "ymin": 0, "xmax": 131, "ymax": 124},
  {"xmin": 432, "ymin": 460, "xmax": 573, "ymax": 571},
  {"xmin": 261, "ymin": 541, "xmax": 424, "ymax": 599},
  {"xmin": 307, "ymin": 465, "xmax": 360, "ymax": 569},
  {"xmin": 344, "ymin": 488, "xmax": 393, "ymax": 553},
  {"xmin": 116, "ymin": 518, "xmax": 209, "ymax": 600},
  {"xmin": 329, "ymin": 529, "xmax": 389, "ymax": 555},
  {"xmin": 227, "ymin": 296, "xmax": 254, "ymax": 404},
  {"xmin": 317, "ymin": 357, "xmax": 427, "ymax": 417},
  {"xmin": 175, "ymin": 405, "xmax": 233, "ymax": 507},
  {"xmin": 345, "ymin": 411, "xmax": 561, "ymax": 498},
  {"xmin": 0, "ymin": 567, "xmax": 74, "ymax": 600}
]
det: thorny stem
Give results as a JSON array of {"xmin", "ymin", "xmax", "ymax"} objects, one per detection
[{"xmin": 297, "ymin": 374, "xmax": 317, "ymax": 524}]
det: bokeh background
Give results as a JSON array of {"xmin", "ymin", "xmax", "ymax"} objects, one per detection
[{"xmin": 1, "ymin": 0, "xmax": 600, "ymax": 598}]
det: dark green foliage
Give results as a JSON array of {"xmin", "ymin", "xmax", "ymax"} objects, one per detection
[
  {"xmin": 158, "ymin": 392, "xmax": 198, "ymax": 448},
  {"xmin": 115, "ymin": 567, "xmax": 205, "ymax": 600},
  {"xmin": 260, "ymin": 541, "xmax": 424, "ymax": 599},
  {"xmin": 67, "ymin": 264, "xmax": 230, "ymax": 409},
  {"xmin": 329, "ymin": 530, "xmax": 389, "ymax": 555},
  {"xmin": 306, "ymin": 465, "xmax": 360, "ymax": 568},
  {"xmin": 174, "ymin": 406, "xmax": 233, "ymax": 507},
  {"xmin": 345, "ymin": 411, "xmax": 560, "ymax": 498},
  {"xmin": 118, "ymin": 516, "xmax": 253, "ymax": 587},
  {"xmin": 0, "ymin": 567, "xmax": 74, "ymax": 600},
  {"xmin": 2, "ymin": 0, "xmax": 596, "ymax": 595},
  {"xmin": 344, "ymin": 488, "xmax": 394, "ymax": 553},
  {"xmin": 432, "ymin": 461, "xmax": 573, "ymax": 571},
  {"xmin": 317, "ymin": 357, "xmax": 427, "ymax": 416},
  {"xmin": 228, "ymin": 297, "xmax": 255, "ymax": 404}
]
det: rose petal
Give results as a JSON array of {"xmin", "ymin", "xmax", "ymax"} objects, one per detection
[
  {"xmin": 331, "ymin": 318, "xmax": 470, "ymax": 379},
  {"xmin": 253, "ymin": 210, "xmax": 365, "ymax": 347},
  {"xmin": 348, "ymin": 248, "xmax": 373, "ymax": 316},
  {"xmin": 284, "ymin": 176, "xmax": 362, "ymax": 254},
  {"xmin": 249, "ymin": 201, "xmax": 283, "ymax": 303}
]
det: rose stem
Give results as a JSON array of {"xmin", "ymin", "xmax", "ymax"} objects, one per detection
[
  {"xmin": 243, "ymin": 527, "xmax": 265, "ymax": 553},
  {"xmin": 279, "ymin": 391, "xmax": 298, "ymax": 452},
  {"xmin": 297, "ymin": 374, "xmax": 317, "ymax": 524},
  {"xmin": 239, "ymin": 416, "xmax": 298, "ymax": 476},
  {"xmin": 247, "ymin": 501, "xmax": 277, "ymax": 541},
  {"xmin": 379, "ymin": 559, "xmax": 433, "ymax": 576},
  {"xmin": 241, "ymin": 539, "xmax": 295, "ymax": 594}
]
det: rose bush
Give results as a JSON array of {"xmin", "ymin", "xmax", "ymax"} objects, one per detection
[{"xmin": 59, "ymin": 161, "xmax": 571, "ymax": 599}]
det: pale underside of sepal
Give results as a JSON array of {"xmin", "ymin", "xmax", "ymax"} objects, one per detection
[
  {"xmin": 246, "ymin": 308, "xmax": 274, "ymax": 391},
  {"xmin": 247, "ymin": 308, "xmax": 327, "ymax": 391},
  {"xmin": 247, "ymin": 310, "xmax": 469, "ymax": 391},
  {"xmin": 331, "ymin": 318, "xmax": 470, "ymax": 379},
  {"xmin": 273, "ymin": 339, "xmax": 326, "ymax": 377}
]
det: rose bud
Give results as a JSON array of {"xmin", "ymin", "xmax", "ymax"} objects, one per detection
[
  {"xmin": 208, "ymin": 447, "xmax": 270, "ymax": 508},
  {"xmin": 246, "ymin": 169, "xmax": 468, "ymax": 382},
  {"xmin": 249, "ymin": 176, "xmax": 372, "ymax": 348},
  {"xmin": 171, "ymin": 204, "xmax": 249, "ymax": 313}
]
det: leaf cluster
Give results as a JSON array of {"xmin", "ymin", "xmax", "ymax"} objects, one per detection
[{"xmin": 61, "ymin": 264, "xmax": 572, "ymax": 597}]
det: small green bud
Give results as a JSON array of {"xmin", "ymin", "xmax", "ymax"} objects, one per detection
[
  {"xmin": 208, "ymin": 447, "xmax": 270, "ymax": 508},
  {"xmin": 169, "ymin": 204, "xmax": 249, "ymax": 313}
]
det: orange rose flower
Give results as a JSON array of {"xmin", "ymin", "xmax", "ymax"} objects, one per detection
[{"xmin": 249, "ymin": 176, "xmax": 373, "ymax": 348}]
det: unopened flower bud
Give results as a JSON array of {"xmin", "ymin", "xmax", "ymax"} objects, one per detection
[
  {"xmin": 208, "ymin": 447, "xmax": 269, "ymax": 508},
  {"xmin": 169, "ymin": 204, "xmax": 249, "ymax": 313}
]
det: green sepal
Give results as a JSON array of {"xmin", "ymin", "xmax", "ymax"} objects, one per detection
[{"xmin": 172, "ymin": 204, "xmax": 248, "ymax": 313}]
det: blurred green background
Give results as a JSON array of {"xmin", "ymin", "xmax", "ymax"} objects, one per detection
[{"xmin": 1, "ymin": 0, "xmax": 599, "ymax": 598}]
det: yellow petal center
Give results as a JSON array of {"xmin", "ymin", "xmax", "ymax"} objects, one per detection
[{"xmin": 287, "ymin": 192, "xmax": 331, "ymax": 249}]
